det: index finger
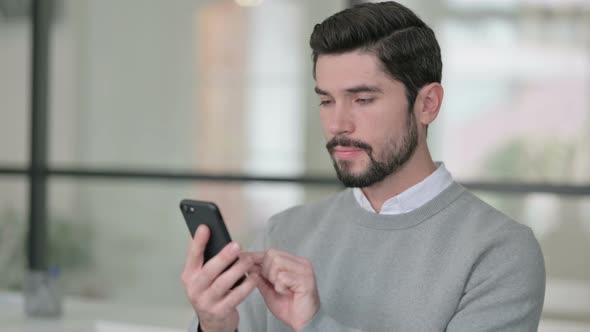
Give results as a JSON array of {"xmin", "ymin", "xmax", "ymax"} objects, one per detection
[
  {"xmin": 242, "ymin": 251, "xmax": 265, "ymax": 265},
  {"xmin": 184, "ymin": 224, "xmax": 210, "ymax": 272}
]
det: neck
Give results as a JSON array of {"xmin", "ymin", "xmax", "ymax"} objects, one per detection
[{"xmin": 361, "ymin": 144, "xmax": 436, "ymax": 213}]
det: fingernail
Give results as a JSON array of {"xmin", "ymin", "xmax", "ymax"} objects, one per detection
[{"xmin": 230, "ymin": 242, "xmax": 240, "ymax": 253}]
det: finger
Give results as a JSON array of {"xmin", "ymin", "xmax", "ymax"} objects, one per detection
[
  {"xmin": 293, "ymin": 255, "xmax": 312, "ymax": 266},
  {"xmin": 247, "ymin": 263, "xmax": 262, "ymax": 275},
  {"xmin": 275, "ymin": 270, "xmax": 298, "ymax": 295},
  {"xmin": 184, "ymin": 225, "xmax": 210, "ymax": 273},
  {"xmin": 251, "ymin": 272, "xmax": 280, "ymax": 303},
  {"xmin": 271, "ymin": 250, "xmax": 311, "ymax": 266},
  {"xmin": 243, "ymin": 251, "xmax": 265, "ymax": 264},
  {"xmin": 218, "ymin": 273, "xmax": 258, "ymax": 310},
  {"xmin": 277, "ymin": 270, "xmax": 317, "ymax": 294},
  {"xmin": 207, "ymin": 253, "xmax": 255, "ymax": 300},
  {"xmin": 261, "ymin": 249, "xmax": 283, "ymax": 281},
  {"xmin": 262, "ymin": 251, "xmax": 307, "ymax": 285},
  {"xmin": 199, "ymin": 242, "xmax": 242, "ymax": 286}
]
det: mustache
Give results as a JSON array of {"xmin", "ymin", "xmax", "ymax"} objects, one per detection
[{"xmin": 326, "ymin": 136, "xmax": 372, "ymax": 154}]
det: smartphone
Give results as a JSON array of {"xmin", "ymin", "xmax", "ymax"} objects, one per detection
[{"xmin": 180, "ymin": 199, "xmax": 245, "ymax": 287}]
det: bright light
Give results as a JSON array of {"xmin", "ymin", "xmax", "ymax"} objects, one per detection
[{"xmin": 235, "ymin": 0, "xmax": 264, "ymax": 7}]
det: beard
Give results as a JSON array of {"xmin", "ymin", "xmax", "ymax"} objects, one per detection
[{"xmin": 326, "ymin": 112, "xmax": 418, "ymax": 188}]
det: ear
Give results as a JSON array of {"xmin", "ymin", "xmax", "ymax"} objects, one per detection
[{"xmin": 414, "ymin": 83, "xmax": 444, "ymax": 126}]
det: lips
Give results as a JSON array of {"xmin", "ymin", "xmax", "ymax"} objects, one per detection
[
  {"xmin": 332, "ymin": 146, "xmax": 365, "ymax": 160},
  {"xmin": 326, "ymin": 136, "xmax": 372, "ymax": 161}
]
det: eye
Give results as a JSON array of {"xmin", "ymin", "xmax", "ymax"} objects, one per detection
[
  {"xmin": 319, "ymin": 99, "xmax": 333, "ymax": 107},
  {"xmin": 356, "ymin": 98, "xmax": 374, "ymax": 105}
]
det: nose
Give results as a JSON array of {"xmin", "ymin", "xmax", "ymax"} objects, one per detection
[{"xmin": 327, "ymin": 104, "xmax": 355, "ymax": 136}]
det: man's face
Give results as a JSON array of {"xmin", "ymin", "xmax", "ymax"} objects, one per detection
[{"xmin": 315, "ymin": 51, "xmax": 418, "ymax": 188}]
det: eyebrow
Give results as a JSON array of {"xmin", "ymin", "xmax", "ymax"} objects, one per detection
[
  {"xmin": 314, "ymin": 86, "xmax": 330, "ymax": 95},
  {"xmin": 314, "ymin": 85, "xmax": 383, "ymax": 96}
]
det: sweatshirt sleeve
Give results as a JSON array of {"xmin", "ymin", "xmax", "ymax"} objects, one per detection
[
  {"xmin": 446, "ymin": 227, "xmax": 546, "ymax": 332},
  {"xmin": 300, "ymin": 307, "xmax": 364, "ymax": 332}
]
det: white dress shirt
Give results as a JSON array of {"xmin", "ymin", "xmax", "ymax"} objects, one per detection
[{"xmin": 353, "ymin": 162, "xmax": 453, "ymax": 215}]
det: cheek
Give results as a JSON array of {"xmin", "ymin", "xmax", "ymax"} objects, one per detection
[
  {"xmin": 356, "ymin": 113, "xmax": 388, "ymax": 139},
  {"xmin": 362, "ymin": 117, "xmax": 404, "ymax": 151},
  {"xmin": 319, "ymin": 111, "xmax": 332, "ymax": 138}
]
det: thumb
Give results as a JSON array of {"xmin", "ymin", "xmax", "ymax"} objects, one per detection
[{"xmin": 251, "ymin": 272, "xmax": 278, "ymax": 300}]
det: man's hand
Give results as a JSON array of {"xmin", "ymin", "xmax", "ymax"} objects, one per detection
[
  {"xmin": 248, "ymin": 249, "xmax": 320, "ymax": 332},
  {"xmin": 181, "ymin": 225, "xmax": 257, "ymax": 332}
]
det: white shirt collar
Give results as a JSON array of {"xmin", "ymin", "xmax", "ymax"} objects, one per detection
[{"xmin": 353, "ymin": 162, "xmax": 453, "ymax": 215}]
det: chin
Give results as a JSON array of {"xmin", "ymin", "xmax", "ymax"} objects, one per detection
[
  {"xmin": 336, "ymin": 165, "xmax": 369, "ymax": 179},
  {"xmin": 337, "ymin": 156, "xmax": 367, "ymax": 168}
]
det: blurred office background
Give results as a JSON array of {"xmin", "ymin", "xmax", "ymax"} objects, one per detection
[{"xmin": 0, "ymin": 0, "xmax": 589, "ymax": 331}]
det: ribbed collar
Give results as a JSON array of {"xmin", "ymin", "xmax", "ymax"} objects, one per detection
[
  {"xmin": 352, "ymin": 162, "xmax": 453, "ymax": 214},
  {"xmin": 342, "ymin": 181, "xmax": 466, "ymax": 230}
]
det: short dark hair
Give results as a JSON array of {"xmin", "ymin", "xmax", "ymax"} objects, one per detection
[{"xmin": 309, "ymin": 1, "xmax": 442, "ymax": 108}]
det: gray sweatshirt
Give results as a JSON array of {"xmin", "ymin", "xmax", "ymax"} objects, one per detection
[{"xmin": 191, "ymin": 182, "xmax": 545, "ymax": 331}]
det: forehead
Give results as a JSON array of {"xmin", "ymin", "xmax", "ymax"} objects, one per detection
[{"xmin": 315, "ymin": 51, "xmax": 402, "ymax": 92}]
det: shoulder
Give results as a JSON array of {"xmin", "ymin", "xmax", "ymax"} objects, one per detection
[
  {"xmin": 449, "ymin": 187, "xmax": 535, "ymax": 240},
  {"xmin": 452, "ymin": 189, "xmax": 545, "ymax": 301},
  {"xmin": 441, "ymin": 185, "xmax": 545, "ymax": 286},
  {"xmin": 446, "ymin": 189, "xmax": 546, "ymax": 329}
]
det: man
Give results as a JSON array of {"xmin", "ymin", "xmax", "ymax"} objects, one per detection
[{"xmin": 182, "ymin": 2, "xmax": 546, "ymax": 331}]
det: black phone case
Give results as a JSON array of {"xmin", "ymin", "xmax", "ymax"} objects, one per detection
[
  {"xmin": 180, "ymin": 199, "xmax": 246, "ymax": 288},
  {"xmin": 180, "ymin": 199, "xmax": 233, "ymax": 262}
]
